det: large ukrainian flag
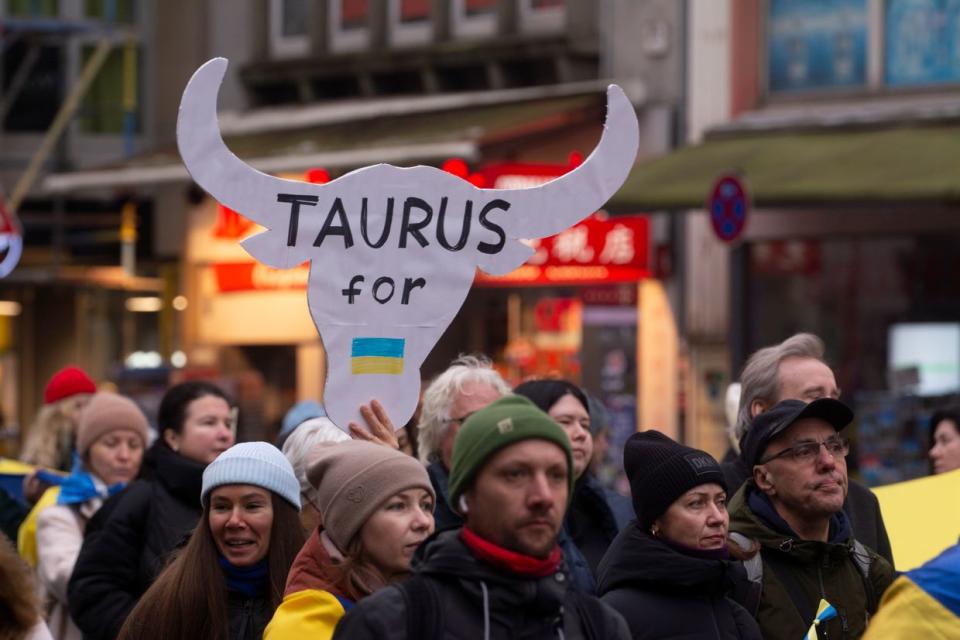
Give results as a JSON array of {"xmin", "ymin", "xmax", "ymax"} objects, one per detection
[
  {"xmin": 863, "ymin": 543, "xmax": 960, "ymax": 639},
  {"xmin": 351, "ymin": 337, "xmax": 404, "ymax": 375}
]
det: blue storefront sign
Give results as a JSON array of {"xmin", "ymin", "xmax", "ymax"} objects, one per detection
[
  {"xmin": 886, "ymin": 0, "xmax": 960, "ymax": 87},
  {"xmin": 768, "ymin": 0, "xmax": 868, "ymax": 92}
]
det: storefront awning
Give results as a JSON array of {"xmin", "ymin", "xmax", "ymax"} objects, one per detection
[
  {"xmin": 41, "ymin": 86, "xmax": 608, "ymax": 194},
  {"xmin": 610, "ymin": 124, "xmax": 960, "ymax": 211}
]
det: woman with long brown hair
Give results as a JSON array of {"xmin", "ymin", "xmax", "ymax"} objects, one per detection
[
  {"xmin": 118, "ymin": 442, "xmax": 304, "ymax": 640},
  {"xmin": 264, "ymin": 440, "xmax": 435, "ymax": 639}
]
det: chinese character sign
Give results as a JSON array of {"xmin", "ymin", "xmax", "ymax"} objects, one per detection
[{"xmin": 476, "ymin": 214, "xmax": 649, "ymax": 286}]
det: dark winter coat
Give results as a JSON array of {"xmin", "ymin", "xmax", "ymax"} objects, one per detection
[
  {"xmin": 331, "ymin": 529, "xmax": 631, "ymax": 640},
  {"xmin": 561, "ymin": 473, "xmax": 632, "ymax": 594},
  {"xmin": 68, "ymin": 444, "xmax": 206, "ymax": 640},
  {"xmin": 720, "ymin": 452, "xmax": 893, "ymax": 565},
  {"xmin": 597, "ymin": 521, "xmax": 762, "ymax": 640},
  {"xmin": 728, "ymin": 484, "xmax": 895, "ymax": 640},
  {"xmin": 426, "ymin": 460, "xmax": 461, "ymax": 532},
  {"xmin": 227, "ymin": 590, "xmax": 272, "ymax": 640}
]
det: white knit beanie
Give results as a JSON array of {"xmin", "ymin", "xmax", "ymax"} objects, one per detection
[{"xmin": 201, "ymin": 442, "xmax": 301, "ymax": 511}]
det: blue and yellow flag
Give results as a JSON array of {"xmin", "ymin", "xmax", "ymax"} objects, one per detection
[
  {"xmin": 804, "ymin": 599, "xmax": 837, "ymax": 640},
  {"xmin": 351, "ymin": 337, "xmax": 405, "ymax": 375}
]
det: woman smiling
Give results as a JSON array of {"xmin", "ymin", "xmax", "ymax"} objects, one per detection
[{"xmin": 118, "ymin": 442, "xmax": 304, "ymax": 640}]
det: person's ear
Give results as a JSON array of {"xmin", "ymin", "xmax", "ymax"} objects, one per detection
[
  {"xmin": 162, "ymin": 429, "xmax": 180, "ymax": 452},
  {"xmin": 750, "ymin": 400, "xmax": 767, "ymax": 419},
  {"xmin": 754, "ymin": 465, "xmax": 774, "ymax": 492}
]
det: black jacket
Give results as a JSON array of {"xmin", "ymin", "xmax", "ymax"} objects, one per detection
[
  {"xmin": 227, "ymin": 590, "xmax": 272, "ymax": 640},
  {"xmin": 720, "ymin": 453, "xmax": 893, "ymax": 565},
  {"xmin": 68, "ymin": 444, "xmax": 206, "ymax": 640},
  {"xmin": 332, "ymin": 529, "xmax": 631, "ymax": 639},
  {"xmin": 597, "ymin": 522, "xmax": 762, "ymax": 640}
]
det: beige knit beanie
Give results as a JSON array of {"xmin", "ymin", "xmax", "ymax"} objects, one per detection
[
  {"xmin": 306, "ymin": 440, "xmax": 435, "ymax": 552},
  {"xmin": 77, "ymin": 392, "xmax": 150, "ymax": 457}
]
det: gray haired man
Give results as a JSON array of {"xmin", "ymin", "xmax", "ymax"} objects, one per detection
[
  {"xmin": 723, "ymin": 333, "xmax": 893, "ymax": 564},
  {"xmin": 417, "ymin": 354, "xmax": 511, "ymax": 530}
]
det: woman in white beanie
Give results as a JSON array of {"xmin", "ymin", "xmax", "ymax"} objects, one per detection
[
  {"xmin": 264, "ymin": 440, "xmax": 435, "ymax": 640},
  {"xmin": 33, "ymin": 392, "xmax": 148, "ymax": 640},
  {"xmin": 118, "ymin": 442, "xmax": 305, "ymax": 640}
]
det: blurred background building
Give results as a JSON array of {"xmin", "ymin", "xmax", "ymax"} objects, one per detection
[{"xmin": 1, "ymin": 0, "xmax": 958, "ymax": 486}]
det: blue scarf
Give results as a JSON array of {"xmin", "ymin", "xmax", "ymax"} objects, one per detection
[
  {"xmin": 54, "ymin": 453, "xmax": 127, "ymax": 506},
  {"xmin": 217, "ymin": 554, "xmax": 269, "ymax": 599}
]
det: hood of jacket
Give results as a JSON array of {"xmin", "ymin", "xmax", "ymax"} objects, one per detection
[
  {"xmin": 416, "ymin": 529, "xmax": 569, "ymax": 621},
  {"xmin": 729, "ymin": 483, "xmax": 855, "ymax": 565},
  {"xmin": 284, "ymin": 528, "xmax": 351, "ymax": 600},
  {"xmin": 141, "ymin": 442, "xmax": 207, "ymax": 508},
  {"xmin": 596, "ymin": 520, "xmax": 732, "ymax": 595}
]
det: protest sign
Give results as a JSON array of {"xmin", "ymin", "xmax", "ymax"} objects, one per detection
[{"xmin": 177, "ymin": 58, "xmax": 639, "ymax": 430}]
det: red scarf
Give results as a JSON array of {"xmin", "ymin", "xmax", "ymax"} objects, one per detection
[{"xmin": 460, "ymin": 526, "xmax": 562, "ymax": 578}]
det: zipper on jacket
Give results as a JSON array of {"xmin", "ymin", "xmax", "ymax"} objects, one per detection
[{"xmin": 709, "ymin": 596, "xmax": 722, "ymax": 638}]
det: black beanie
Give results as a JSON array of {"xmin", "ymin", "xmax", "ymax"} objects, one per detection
[{"xmin": 624, "ymin": 430, "xmax": 727, "ymax": 530}]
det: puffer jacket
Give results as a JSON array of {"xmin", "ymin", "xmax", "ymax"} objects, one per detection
[
  {"xmin": 597, "ymin": 521, "xmax": 761, "ymax": 639},
  {"xmin": 728, "ymin": 484, "xmax": 895, "ymax": 640},
  {"xmin": 564, "ymin": 474, "xmax": 632, "ymax": 588},
  {"xmin": 264, "ymin": 529, "xmax": 358, "ymax": 640},
  {"xmin": 67, "ymin": 444, "xmax": 206, "ymax": 640},
  {"xmin": 332, "ymin": 529, "xmax": 630, "ymax": 639}
]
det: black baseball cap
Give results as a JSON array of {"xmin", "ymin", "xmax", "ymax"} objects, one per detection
[{"xmin": 740, "ymin": 398, "xmax": 854, "ymax": 468}]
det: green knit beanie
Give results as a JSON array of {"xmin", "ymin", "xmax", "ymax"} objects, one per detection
[{"xmin": 448, "ymin": 395, "xmax": 574, "ymax": 514}]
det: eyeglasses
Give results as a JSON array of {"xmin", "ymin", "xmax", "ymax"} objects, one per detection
[
  {"xmin": 442, "ymin": 411, "xmax": 475, "ymax": 427},
  {"xmin": 760, "ymin": 436, "xmax": 850, "ymax": 465}
]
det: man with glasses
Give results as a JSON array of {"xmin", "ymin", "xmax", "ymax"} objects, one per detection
[
  {"xmin": 417, "ymin": 355, "xmax": 511, "ymax": 530},
  {"xmin": 725, "ymin": 333, "xmax": 892, "ymax": 564},
  {"xmin": 729, "ymin": 398, "xmax": 895, "ymax": 639}
]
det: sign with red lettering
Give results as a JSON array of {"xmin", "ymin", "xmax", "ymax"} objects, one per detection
[{"xmin": 475, "ymin": 214, "xmax": 650, "ymax": 286}]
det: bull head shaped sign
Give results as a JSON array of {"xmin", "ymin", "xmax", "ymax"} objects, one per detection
[{"xmin": 177, "ymin": 58, "xmax": 639, "ymax": 432}]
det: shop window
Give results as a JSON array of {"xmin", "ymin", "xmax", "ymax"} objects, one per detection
[
  {"xmin": 5, "ymin": 0, "xmax": 59, "ymax": 16},
  {"xmin": 328, "ymin": 0, "xmax": 371, "ymax": 53},
  {"xmin": 2, "ymin": 42, "xmax": 63, "ymax": 132},
  {"xmin": 84, "ymin": 0, "xmax": 136, "ymax": 24},
  {"xmin": 518, "ymin": 0, "xmax": 566, "ymax": 34},
  {"xmin": 451, "ymin": 0, "xmax": 497, "ymax": 40},
  {"xmin": 885, "ymin": 0, "xmax": 960, "ymax": 87},
  {"xmin": 388, "ymin": 0, "xmax": 432, "ymax": 48},
  {"xmin": 766, "ymin": 0, "xmax": 868, "ymax": 93},
  {"xmin": 78, "ymin": 45, "xmax": 141, "ymax": 134},
  {"xmin": 270, "ymin": 0, "xmax": 310, "ymax": 59},
  {"xmin": 746, "ymin": 235, "xmax": 960, "ymax": 484}
]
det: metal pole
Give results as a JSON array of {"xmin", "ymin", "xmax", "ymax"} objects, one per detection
[{"xmin": 7, "ymin": 38, "xmax": 114, "ymax": 214}]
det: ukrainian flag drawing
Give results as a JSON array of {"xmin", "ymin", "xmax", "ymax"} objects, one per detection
[{"xmin": 351, "ymin": 337, "xmax": 405, "ymax": 375}]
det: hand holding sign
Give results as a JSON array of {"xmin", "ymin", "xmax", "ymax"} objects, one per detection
[{"xmin": 177, "ymin": 58, "xmax": 639, "ymax": 432}]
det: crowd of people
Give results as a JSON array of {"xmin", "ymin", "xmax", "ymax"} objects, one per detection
[{"xmin": 0, "ymin": 331, "xmax": 957, "ymax": 639}]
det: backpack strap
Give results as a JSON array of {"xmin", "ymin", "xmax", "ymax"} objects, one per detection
[
  {"xmin": 396, "ymin": 575, "xmax": 443, "ymax": 638},
  {"xmin": 851, "ymin": 540, "xmax": 878, "ymax": 615},
  {"xmin": 729, "ymin": 532, "xmax": 763, "ymax": 616}
]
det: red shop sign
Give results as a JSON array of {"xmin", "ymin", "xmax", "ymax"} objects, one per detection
[
  {"xmin": 212, "ymin": 262, "xmax": 309, "ymax": 293},
  {"xmin": 475, "ymin": 213, "xmax": 650, "ymax": 287}
]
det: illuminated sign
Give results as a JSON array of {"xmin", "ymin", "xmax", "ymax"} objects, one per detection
[{"xmin": 475, "ymin": 213, "xmax": 650, "ymax": 286}]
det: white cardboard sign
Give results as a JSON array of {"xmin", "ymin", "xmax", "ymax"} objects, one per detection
[{"xmin": 177, "ymin": 58, "xmax": 639, "ymax": 431}]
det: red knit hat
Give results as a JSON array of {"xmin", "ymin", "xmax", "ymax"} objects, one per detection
[{"xmin": 44, "ymin": 366, "xmax": 97, "ymax": 404}]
